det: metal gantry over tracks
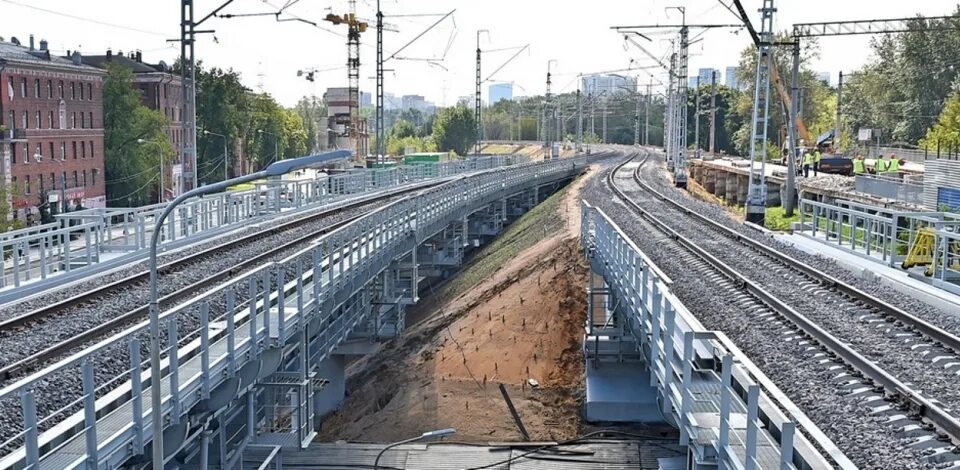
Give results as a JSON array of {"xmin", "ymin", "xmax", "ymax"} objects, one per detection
[{"xmin": 0, "ymin": 156, "xmax": 585, "ymax": 470}]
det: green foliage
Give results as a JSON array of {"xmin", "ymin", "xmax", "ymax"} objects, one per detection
[
  {"xmin": 391, "ymin": 119, "xmax": 418, "ymax": 139},
  {"xmin": 103, "ymin": 63, "xmax": 173, "ymax": 206},
  {"xmin": 294, "ymin": 96, "xmax": 326, "ymax": 153},
  {"xmin": 432, "ymin": 106, "xmax": 477, "ymax": 156},
  {"xmin": 195, "ymin": 65, "xmax": 250, "ymax": 182},
  {"xmin": 763, "ymin": 206, "xmax": 801, "ymax": 231},
  {"xmin": 920, "ymin": 89, "xmax": 960, "ymax": 151}
]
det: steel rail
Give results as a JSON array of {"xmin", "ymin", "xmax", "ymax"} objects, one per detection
[
  {"xmin": 0, "ymin": 181, "xmax": 442, "ymax": 381},
  {"xmin": 607, "ymin": 149, "xmax": 960, "ymax": 443}
]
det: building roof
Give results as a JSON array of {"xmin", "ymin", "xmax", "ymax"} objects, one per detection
[
  {"xmin": 0, "ymin": 39, "xmax": 103, "ymax": 73},
  {"xmin": 84, "ymin": 54, "xmax": 159, "ymax": 74}
]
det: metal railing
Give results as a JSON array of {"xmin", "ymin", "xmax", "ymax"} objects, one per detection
[
  {"xmin": 797, "ymin": 197, "xmax": 960, "ymax": 272},
  {"xmin": 0, "ymin": 156, "xmax": 581, "ymax": 470},
  {"xmin": 0, "ymin": 155, "xmax": 528, "ymax": 296},
  {"xmin": 854, "ymin": 174, "xmax": 924, "ymax": 206},
  {"xmin": 581, "ymin": 201, "xmax": 850, "ymax": 470}
]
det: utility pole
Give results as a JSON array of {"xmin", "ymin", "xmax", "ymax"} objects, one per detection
[
  {"xmin": 634, "ymin": 77, "xmax": 640, "ymax": 146},
  {"xmin": 475, "ymin": 30, "xmax": 484, "ymax": 156},
  {"xmin": 645, "ymin": 80, "xmax": 651, "ymax": 146},
  {"xmin": 835, "ymin": 70, "xmax": 843, "ymax": 152},
  {"xmin": 674, "ymin": 23, "xmax": 689, "ymax": 188},
  {"xmin": 376, "ymin": 1, "xmax": 384, "ymax": 162},
  {"xmin": 589, "ymin": 93, "xmax": 596, "ymax": 140},
  {"xmin": 179, "ymin": 0, "xmax": 197, "ymax": 194},
  {"xmin": 601, "ymin": 99, "xmax": 607, "ymax": 144},
  {"xmin": 744, "ymin": 0, "xmax": 776, "ymax": 225},
  {"xmin": 694, "ymin": 76, "xmax": 701, "ymax": 158},
  {"xmin": 710, "ymin": 70, "xmax": 718, "ymax": 155},
  {"xmin": 576, "ymin": 88, "xmax": 583, "ymax": 151},
  {"xmin": 785, "ymin": 37, "xmax": 801, "ymax": 216}
]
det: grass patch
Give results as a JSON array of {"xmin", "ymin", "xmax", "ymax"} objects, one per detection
[
  {"xmin": 764, "ymin": 206, "xmax": 800, "ymax": 231},
  {"xmin": 430, "ymin": 181, "xmax": 573, "ymax": 305}
]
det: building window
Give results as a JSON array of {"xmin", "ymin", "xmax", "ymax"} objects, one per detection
[
  {"xmin": 89, "ymin": 112, "xmax": 94, "ymax": 128},
  {"xmin": 80, "ymin": 113, "xmax": 85, "ymax": 129},
  {"xmin": 23, "ymin": 146, "xmax": 28, "ymax": 164},
  {"xmin": 50, "ymin": 172, "xmax": 55, "ymax": 189},
  {"xmin": 58, "ymin": 101, "xmax": 66, "ymax": 129},
  {"xmin": 7, "ymin": 110, "xmax": 14, "ymax": 129},
  {"xmin": 35, "ymin": 111, "xmax": 41, "ymax": 129},
  {"xmin": 20, "ymin": 78, "xmax": 26, "ymax": 98},
  {"xmin": 49, "ymin": 143, "xmax": 54, "ymax": 161},
  {"xmin": 82, "ymin": 170, "xmax": 87, "ymax": 187},
  {"xmin": 87, "ymin": 83, "xmax": 92, "ymax": 101},
  {"xmin": 58, "ymin": 81, "xmax": 63, "ymax": 99},
  {"xmin": 92, "ymin": 169, "xmax": 99, "ymax": 185},
  {"xmin": 73, "ymin": 171, "xmax": 78, "ymax": 188},
  {"xmin": 90, "ymin": 141, "xmax": 94, "ymax": 158},
  {"xmin": 70, "ymin": 82, "xmax": 76, "ymax": 100},
  {"xmin": 79, "ymin": 82, "xmax": 85, "ymax": 100},
  {"xmin": 61, "ymin": 172, "xmax": 66, "ymax": 191},
  {"xmin": 35, "ymin": 144, "xmax": 42, "ymax": 162},
  {"xmin": 22, "ymin": 111, "xmax": 28, "ymax": 129},
  {"xmin": 81, "ymin": 142, "xmax": 86, "ymax": 159},
  {"xmin": 24, "ymin": 175, "xmax": 30, "ymax": 195},
  {"xmin": 47, "ymin": 80, "xmax": 53, "ymax": 99},
  {"xmin": 48, "ymin": 111, "xmax": 54, "ymax": 129},
  {"xmin": 72, "ymin": 141, "xmax": 77, "ymax": 159},
  {"xmin": 71, "ymin": 113, "xmax": 76, "ymax": 129},
  {"xmin": 60, "ymin": 143, "xmax": 66, "ymax": 161},
  {"xmin": 38, "ymin": 173, "xmax": 44, "ymax": 194},
  {"xmin": 34, "ymin": 79, "xmax": 40, "ymax": 98}
]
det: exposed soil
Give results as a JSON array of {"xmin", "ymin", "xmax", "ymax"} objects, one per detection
[{"xmin": 317, "ymin": 170, "xmax": 593, "ymax": 443}]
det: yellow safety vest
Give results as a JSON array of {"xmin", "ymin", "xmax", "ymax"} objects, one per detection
[
  {"xmin": 853, "ymin": 159, "xmax": 865, "ymax": 174},
  {"xmin": 814, "ymin": 151, "xmax": 822, "ymax": 163},
  {"xmin": 875, "ymin": 158, "xmax": 887, "ymax": 172},
  {"xmin": 803, "ymin": 153, "xmax": 815, "ymax": 165},
  {"xmin": 887, "ymin": 159, "xmax": 900, "ymax": 172}
]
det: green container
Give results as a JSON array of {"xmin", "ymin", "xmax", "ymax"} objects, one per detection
[{"xmin": 403, "ymin": 152, "xmax": 447, "ymax": 164}]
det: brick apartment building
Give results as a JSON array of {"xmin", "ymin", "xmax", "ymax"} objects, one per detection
[
  {"xmin": 86, "ymin": 49, "xmax": 183, "ymax": 200},
  {"xmin": 0, "ymin": 35, "xmax": 106, "ymax": 223}
]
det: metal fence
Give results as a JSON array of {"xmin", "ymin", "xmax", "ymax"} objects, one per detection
[
  {"xmin": 854, "ymin": 174, "xmax": 924, "ymax": 206},
  {"xmin": 866, "ymin": 146, "xmax": 960, "ymax": 163},
  {"xmin": 0, "ymin": 155, "xmax": 527, "ymax": 295},
  {"xmin": 0, "ymin": 156, "xmax": 583, "ymax": 470},
  {"xmin": 580, "ymin": 202, "xmax": 848, "ymax": 470}
]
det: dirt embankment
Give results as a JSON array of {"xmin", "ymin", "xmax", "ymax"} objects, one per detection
[{"xmin": 317, "ymin": 170, "xmax": 593, "ymax": 443}]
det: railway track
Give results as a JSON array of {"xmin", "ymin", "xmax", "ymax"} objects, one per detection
[
  {"xmin": 600, "ymin": 148, "xmax": 960, "ymax": 468},
  {"xmin": 0, "ymin": 181, "xmax": 442, "ymax": 382}
]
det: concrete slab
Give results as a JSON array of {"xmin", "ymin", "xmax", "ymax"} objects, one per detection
[
  {"xmin": 777, "ymin": 232, "xmax": 960, "ymax": 316},
  {"xmin": 585, "ymin": 360, "xmax": 664, "ymax": 423}
]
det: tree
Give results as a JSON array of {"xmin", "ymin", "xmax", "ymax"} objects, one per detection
[
  {"xmin": 391, "ymin": 119, "xmax": 418, "ymax": 139},
  {"xmin": 432, "ymin": 106, "xmax": 477, "ymax": 156},
  {"xmin": 195, "ymin": 64, "xmax": 250, "ymax": 182},
  {"xmin": 294, "ymin": 96, "xmax": 326, "ymax": 153},
  {"xmin": 103, "ymin": 63, "xmax": 173, "ymax": 206},
  {"xmin": 920, "ymin": 87, "xmax": 960, "ymax": 152}
]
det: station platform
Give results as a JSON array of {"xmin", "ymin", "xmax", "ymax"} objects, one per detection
[{"xmin": 777, "ymin": 231, "xmax": 960, "ymax": 315}]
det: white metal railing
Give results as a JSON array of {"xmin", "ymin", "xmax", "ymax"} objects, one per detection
[
  {"xmin": 581, "ymin": 201, "xmax": 851, "ymax": 470},
  {"xmin": 0, "ymin": 156, "xmax": 578, "ymax": 470},
  {"xmin": 0, "ymin": 155, "xmax": 528, "ymax": 295},
  {"xmin": 854, "ymin": 174, "xmax": 924, "ymax": 206}
]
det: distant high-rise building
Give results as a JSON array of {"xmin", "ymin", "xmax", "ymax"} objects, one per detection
[
  {"xmin": 687, "ymin": 77, "xmax": 698, "ymax": 89},
  {"xmin": 818, "ymin": 71, "xmax": 831, "ymax": 86},
  {"xmin": 360, "ymin": 91, "xmax": 372, "ymax": 108},
  {"xmin": 695, "ymin": 68, "xmax": 719, "ymax": 88},
  {"xmin": 383, "ymin": 93, "xmax": 400, "ymax": 110},
  {"xmin": 582, "ymin": 74, "xmax": 636, "ymax": 96},
  {"xmin": 489, "ymin": 83, "xmax": 513, "ymax": 104},
  {"xmin": 401, "ymin": 94, "xmax": 435, "ymax": 113},
  {"xmin": 725, "ymin": 66, "xmax": 739, "ymax": 90}
]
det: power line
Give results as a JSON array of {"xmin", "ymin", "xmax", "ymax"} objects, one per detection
[{"xmin": 1, "ymin": 0, "xmax": 170, "ymax": 37}]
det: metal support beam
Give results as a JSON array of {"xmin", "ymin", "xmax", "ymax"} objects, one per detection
[{"xmin": 744, "ymin": 0, "xmax": 776, "ymax": 225}]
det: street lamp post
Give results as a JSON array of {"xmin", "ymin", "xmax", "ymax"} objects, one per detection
[
  {"xmin": 203, "ymin": 130, "xmax": 229, "ymax": 181},
  {"xmin": 35, "ymin": 152, "xmax": 66, "ymax": 214},
  {"xmin": 373, "ymin": 428, "xmax": 456, "ymax": 470},
  {"xmin": 137, "ymin": 139, "xmax": 165, "ymax": 203},
  {"xmin": 146, "ymin": 150, "xmax": 352, "ymax": 469},
  {"xmin": 257, "ymin": 129, "xmax": 281, "ymax": 168}
]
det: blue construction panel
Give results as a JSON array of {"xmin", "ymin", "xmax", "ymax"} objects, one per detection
[
  {"xmin": 937, "ymin": 187, "xmax": 960, "ymax": 211},
  {"xmin": 585, "ymin": 361, "xmax": 665, "ymax": 423}
]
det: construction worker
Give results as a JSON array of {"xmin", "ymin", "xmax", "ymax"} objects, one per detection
[
  {"xmin": 813, "ymin": 148, "xmax": 822, "ymax": 176},
  {"xmin": 803, "ymin": 150, "xmax": 815, "ymax": 178},
  {"xmin": 875, "ymin": 154, "xmax": 888, "ymax": 175},
  {"xmin": 853, "ymin": 154, "xmax": 866, "ymax": 175},
  {"xmin": 887, "ymin": 153, "xmax": 901, "ymax": 175}
]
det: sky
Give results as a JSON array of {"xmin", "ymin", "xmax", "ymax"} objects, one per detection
[{"xmin": 2, "ymin": 0, "xmax": 958, "ymax": 108}]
